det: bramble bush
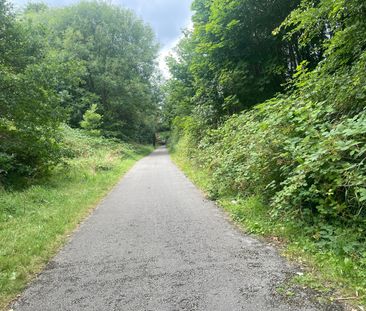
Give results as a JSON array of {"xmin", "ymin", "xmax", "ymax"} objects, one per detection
[{"xmin": 172, "ymin": 98, "xmax": 366, "ymax": 223}]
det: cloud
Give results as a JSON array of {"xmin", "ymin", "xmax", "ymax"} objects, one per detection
[{"xmin": 119, "ymin": 0, "xmax": 192, "ymax": 47}]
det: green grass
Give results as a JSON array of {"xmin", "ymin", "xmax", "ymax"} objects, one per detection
[
  {"xmin": 0, "ymin": 128, "xmax": 152, "ymax": 310},
  {"xmin": 171, "ymin": 150, "xmax": 366, "ymax": 309}
]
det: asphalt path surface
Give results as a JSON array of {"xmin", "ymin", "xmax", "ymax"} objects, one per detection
[{"xmin": 12, "ymin": 147, "xmax": 335, "ymax": 311}]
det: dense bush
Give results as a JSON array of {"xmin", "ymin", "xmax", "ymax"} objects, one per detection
[{"xmin": 173, "ymin": 98, "xmax": 366, "ymax": 222}]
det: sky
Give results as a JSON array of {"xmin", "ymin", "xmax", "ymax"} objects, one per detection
[{"xmin": 11, "ymin": 0, "xmax": 193, "ymax": 77}]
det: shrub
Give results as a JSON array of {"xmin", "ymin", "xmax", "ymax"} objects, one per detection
[{"xmin": 80, "ymin": 104, "xmax": 103, "ymax": 136}]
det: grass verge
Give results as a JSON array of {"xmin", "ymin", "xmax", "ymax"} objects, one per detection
[
  {"xmin": 171, "ymin": 150, "xmax": 366, "ymax": 310},
  {"xmin": 0, "ymin": 127, "xmax": 152, "ymax": 310}
]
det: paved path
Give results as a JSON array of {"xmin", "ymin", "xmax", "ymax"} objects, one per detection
[{"xmin": 12, "ymin": 148, "xmax": 330, "ymax": 311}]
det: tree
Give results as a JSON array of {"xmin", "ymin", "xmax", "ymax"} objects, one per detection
[
  {"xmin": 80, "ymin": 104, "xmax": 102, "ymax": 136},
  {"xmin": 162, "ymin": 32, "xmax": 196, "ymax": 127},
  {"xmin": 27, "ymin": 1, "xmax": 160, "ymax": 142}
]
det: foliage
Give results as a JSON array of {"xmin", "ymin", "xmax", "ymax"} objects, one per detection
[
  {"xmin": 0, "ymin": 0, "xmax": 83, "ymax": 181},
  {"xmin": 163, "ymin": 0, "xmax": 327, "ymax": 124},
  {"xmin": 162, "ymin": 32, "xmax": 196, "ymax": 128},
  {"xmin": 179, "ymin": 99, "xmax": 366, "ymax": 223},
  {"xmin": 80, "ymin": 104, "xmax": 102, "ymax": 136}
]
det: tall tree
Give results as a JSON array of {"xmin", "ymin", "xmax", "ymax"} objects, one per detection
[
  {"xmin": 163, "ymin": 32, "xmax": 196, "ymax": 127},
  {"xmin": 26, "ymin": 2, "xmax": 160, "ymax": 142}
]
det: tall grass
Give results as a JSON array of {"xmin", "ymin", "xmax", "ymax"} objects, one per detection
[{"xmin": 0, "ymin": 127, "xmax": 152, "ymax": 309}]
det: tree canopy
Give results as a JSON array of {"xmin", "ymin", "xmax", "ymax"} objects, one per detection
[{"xmin": 163, "ymin": 0, "xmax": 330, "ymax": 126}]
